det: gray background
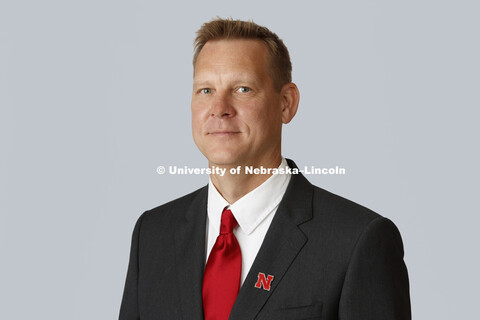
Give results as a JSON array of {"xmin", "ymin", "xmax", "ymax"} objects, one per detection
[{"xmin": 1, "ymin": 0, "xmax": 478, "ymax": 319}]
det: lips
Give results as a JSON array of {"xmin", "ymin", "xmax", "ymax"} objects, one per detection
[
  {"xmin": 206, "ymin": 127, "xmax": 241, "ymax": 134},
  {"xmin": 208, "ymin": 131, "xmax": 240, "ymax": 135}
]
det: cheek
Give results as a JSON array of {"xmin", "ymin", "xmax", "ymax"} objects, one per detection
[
  {"xmin": 244, "ymin": 103, "xmax": 281, "ymax": 131},
  {"xmin": 191, "ymin": 103, "xmax": 207, "ymax": 130},
  {"xmin": 191, "ymin": 115, "xmax": 204, "ymax": 148}
]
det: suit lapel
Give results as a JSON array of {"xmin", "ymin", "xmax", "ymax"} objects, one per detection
[
  {"xmin": 174, "ymin": 186, "xmax": 208, "ymax": 320},
  {"xmin": 229, "ymin": 160, "xmax": 314, "ymax": 320}
]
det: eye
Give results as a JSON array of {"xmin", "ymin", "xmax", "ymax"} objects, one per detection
[
  {"xmin": 200, "ymin": 88, "xmax": 212, "ymax": 94},
  {"xmin": 237, "ymin": 87, "xmax": 251, "ymax": 93}
]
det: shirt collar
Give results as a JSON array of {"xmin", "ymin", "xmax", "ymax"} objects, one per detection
[{"xmin": 207, "ymin": 157, "xmax": 292, "ymax": 235}]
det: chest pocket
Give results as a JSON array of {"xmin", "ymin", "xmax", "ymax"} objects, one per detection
[{"xmin": 259, "ymin": 303, "xmax": 322, "ymax": 320}]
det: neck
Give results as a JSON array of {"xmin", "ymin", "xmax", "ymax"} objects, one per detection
[{"xmin": 210, "ymin": 155, "xmax": 283, "ymax": 204}]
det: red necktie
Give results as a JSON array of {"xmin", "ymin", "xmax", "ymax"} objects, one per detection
[{"xmin": 202, "ymin": 208, "xmax": 242, "ymax": 320}]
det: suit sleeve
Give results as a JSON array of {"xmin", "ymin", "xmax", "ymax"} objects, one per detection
[
  {"xmin": 119, "ymin": 212, "xmax": 146, "ymax": 320},
  {"xmin": 338, "ymin": 217, "xmax": 411, "ymax": 319}
]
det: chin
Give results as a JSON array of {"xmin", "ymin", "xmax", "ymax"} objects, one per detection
[
  {"xmin": 204, "ymin": 149, "xmax": 245, "ymax": 167},
  {"xmin": 206, "ymin": 156, "xmax": 240, "ymax": 167}
]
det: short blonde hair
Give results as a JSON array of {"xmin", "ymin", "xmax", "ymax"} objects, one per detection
[{"xmin": 193, "ymin": 18, "xmax": 292, "ymax": 91}]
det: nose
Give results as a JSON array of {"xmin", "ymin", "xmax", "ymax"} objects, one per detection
[{"xmin": 210, "ymin": 92, "xmax": 235, "ymax": 118}]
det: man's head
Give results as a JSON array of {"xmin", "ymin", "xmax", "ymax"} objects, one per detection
[
  {"xmin": 193, "ymin": 18, "xmax": 292, "ymax": 92},
  {"xmin": 191, "ymin": 18, "xmax": 299, "ymax": 169}
]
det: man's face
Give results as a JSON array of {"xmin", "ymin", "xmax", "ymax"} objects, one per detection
[{"xmin": 191, "ymin": 39, "xmax": 284, "ymax": 168}]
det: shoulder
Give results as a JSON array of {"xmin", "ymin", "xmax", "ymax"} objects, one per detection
[
  {"xmin": 312, "ymin": 185, "xmax": 381, "ymax": 226},
  {"xmin": 307, "ymin": 184, "xmax": 402, "ymax": 250},
  {"xmin": 135, "ymin": 185, "xmax": 207, "ymax": 230},
  {"xmin": 148, "ymin": 185, "xmax": 207, "ymax": 215}
]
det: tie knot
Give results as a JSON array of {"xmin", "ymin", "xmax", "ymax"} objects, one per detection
[{"xmin": 220, "ymin": 209, "xmax": 238, "ymax": 234}]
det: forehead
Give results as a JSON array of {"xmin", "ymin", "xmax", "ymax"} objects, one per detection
[{"xmin": 194, "ymin": 39, "xmax": 270, "ymax": 77}]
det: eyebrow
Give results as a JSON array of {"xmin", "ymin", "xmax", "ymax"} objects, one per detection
[
  {"xmin": 193, "ymin": 75, "xmax": 262, "ymax": 88},
  {"xmin": 192, "ymin": 80, "xmax": 211, "ymax": 88}
]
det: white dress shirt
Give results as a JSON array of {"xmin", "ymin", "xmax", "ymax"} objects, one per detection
[{"xmin": 206, "ymin": 157, "xmax": 292, "ymax": 285}]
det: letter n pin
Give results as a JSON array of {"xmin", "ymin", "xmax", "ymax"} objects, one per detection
[{"xmin": 254, "ymin": 272, "xmax": 274, "ymax": 291}]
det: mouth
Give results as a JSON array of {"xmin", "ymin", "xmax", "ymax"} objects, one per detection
[{"xmin": 208, "ymin": 131, "xmax": 240, "ymax": 135}]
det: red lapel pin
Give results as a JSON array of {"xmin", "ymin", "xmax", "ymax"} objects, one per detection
[{"xmin": 254, "ymin": 272, "xmax": 274, "ymax": 291}]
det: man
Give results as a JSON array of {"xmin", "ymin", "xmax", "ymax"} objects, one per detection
[{"xmin": 119, "ymin": 18, "xmax": 411, "ymax": 320}]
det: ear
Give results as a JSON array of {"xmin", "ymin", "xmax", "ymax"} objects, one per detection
[{"xmin": 280, "ymin": 83, "xmax": 300, "ymax": 124}]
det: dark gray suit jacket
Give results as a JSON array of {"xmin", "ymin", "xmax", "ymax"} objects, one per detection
[{"xmin": 119, "ymin": 159, "xmax": 411, "ymax": 319}]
